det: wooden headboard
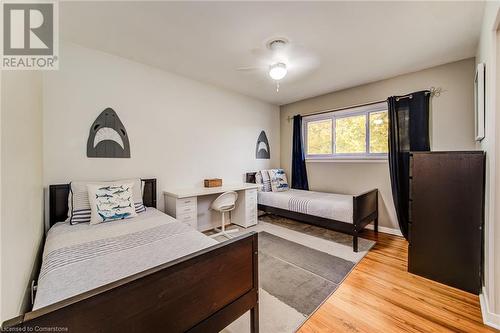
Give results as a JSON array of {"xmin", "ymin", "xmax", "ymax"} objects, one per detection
[
  {"xmin": 49, "ymin": 179, "xmax": 157, "ymax": 227},
  {"xmin": 246, "ymin": 172, "xmax": 257, "ymax": 184}
]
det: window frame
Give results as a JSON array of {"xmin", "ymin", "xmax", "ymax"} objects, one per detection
[{"xmin": 303, "ymin": 102, "xmax": 388, "ymax": 161}]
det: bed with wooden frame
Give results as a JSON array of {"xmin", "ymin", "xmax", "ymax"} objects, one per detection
[
  {"xmin": 2, "ymin": 179, "xmax": 259, "ymax": 333},
  {"xmin": 246, "ymin": 173, "xmax": 378, "ymax": 252}
]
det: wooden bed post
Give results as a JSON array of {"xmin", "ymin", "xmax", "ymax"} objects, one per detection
[{"xmin": 352, "ymin": 232, "xmax": 358, "ymax": 252}]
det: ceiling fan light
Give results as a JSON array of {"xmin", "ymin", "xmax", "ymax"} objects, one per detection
[{"xmin": 269, "ymin": 63, "xmax": 287, "ymax": 80}]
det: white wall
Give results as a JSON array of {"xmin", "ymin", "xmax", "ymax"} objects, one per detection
[
  {"xmin": 280, "ymin": 59, "xmax": 476, "ymax": 231},
  {"xmin": 43, "ymin": 43, "xmax": 280, "ymax": 211},
  {"xmin": 476, "ymin": 1, "xmax": 500, "ymax": 327},
  {"xmin": 1, "ymin": 71, "xmax": 44, "ymax": 321}
]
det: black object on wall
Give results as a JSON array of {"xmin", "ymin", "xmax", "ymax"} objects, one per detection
[
  {"xmin": 87, "ymin": 108, "xmax": 130, "ymax": 158},
  {"xmin": 408, "ymin": 151, "xmax": 484, "ymax": 294},
  {"xmin": 291, "ymin": 115, "xmax": 309, "ymax": 190},
  {"xmin": 388, "ymin": 91, "xmax": 430, "ymax": 239},
  {"xmin": 256, "ymin": 130, "xmax": 270, "ymax": 159}
]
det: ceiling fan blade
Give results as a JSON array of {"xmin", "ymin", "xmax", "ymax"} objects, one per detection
[{"xmin": 236, "ymin": 66, "xmax": 264, "ymax": 71}]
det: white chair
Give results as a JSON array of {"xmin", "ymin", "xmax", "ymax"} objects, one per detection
[{"xmin": 210, "ymin": 191, "xmax": 239, "ymax": 239}]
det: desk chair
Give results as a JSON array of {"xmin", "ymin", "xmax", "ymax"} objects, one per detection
[{"xmin": 210, "ymin": 191, "xmax": 239, "ymax": 239}]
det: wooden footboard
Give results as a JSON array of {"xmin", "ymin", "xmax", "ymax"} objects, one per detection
[
  {"xmin": 352, "ymin": 189, "xmax": 378, "ymax": 251},
  {"xmin": 2, "ymin": 233, "xmax": 259, "ymax": 333}
]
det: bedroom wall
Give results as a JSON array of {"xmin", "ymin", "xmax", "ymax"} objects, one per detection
[
  {"xmin": 476, "ymin": 0, "xmax": 500, "ymax": 325},
  {"xmin": 42, "ymin": 43, "xmax": 280, "ymax": 211},
  {"xmin": 1, "ymin": 71, "xmax": 44, "ymax": 321},
  {"xmin": 280, "ymin": 58, "xmax": 476, "ymax": 232}
]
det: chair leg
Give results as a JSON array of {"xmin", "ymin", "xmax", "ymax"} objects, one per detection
[{"xmin": 221, "ymin": 212, "xmax": 225, "ymax": 232}]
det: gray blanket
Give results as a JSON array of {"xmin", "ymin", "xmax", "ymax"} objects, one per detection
[{"xmin": 34, "ymin": 208, "xmax": 217, "ymax": 309}]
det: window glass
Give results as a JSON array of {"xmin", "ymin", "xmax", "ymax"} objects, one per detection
[
  {"xmin": 369, "ymin": 111, "xmax": 389, "ymax": 153},
  {"xmin": 335, "ymin": 115, "xmax": 366, "ymax": 154},
  {"xmin": 307, "ymin": 119, "xmax": 332, "ymax": 155}
]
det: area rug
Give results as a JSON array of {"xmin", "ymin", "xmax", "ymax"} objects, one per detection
[{"xmin": 219, "ymin": 216, "xmax": 376, "ymax": 333}]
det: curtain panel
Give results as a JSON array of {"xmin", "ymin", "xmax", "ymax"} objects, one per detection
[
  {"xmin": 388, "ymin": 90, "xmax": 430, "ymax": 239},
  {"xmin": 291, "ymin": 115, "xmax": 309, "ymax": 190}
]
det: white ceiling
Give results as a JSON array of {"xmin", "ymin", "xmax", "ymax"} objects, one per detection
[{"xmin": 60, "ymin": 1, "xmax": 485, "ymax": 105}]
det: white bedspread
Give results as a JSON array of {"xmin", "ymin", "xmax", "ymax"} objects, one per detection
[
  {"xmin": 34, "ymin": 208, "xmax": 217, "ymax": 310},
  {"xmin": 258, "ymin": 189, "xmax": 354, "ymax": 223}
]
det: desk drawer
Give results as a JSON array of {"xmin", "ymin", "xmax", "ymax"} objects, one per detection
[
  {"xmin": 176, "ymin": 204, "xmax": 196, "ymax": 215},
  {"xmin": 177, "ymin": 211, "xmax": 197, "ymax": 228},
  {"xmin": 177, "ymin": 197, "xmax": 197, "ymax": 207}
]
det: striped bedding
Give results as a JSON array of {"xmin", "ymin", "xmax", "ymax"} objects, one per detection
[
  {"xmin": 33, "ymin": 208, "xmax": 217, "ymax": 310},
  {"xmin": 258, "ymin": 189, "xmax": 354, "ymax": 223}
]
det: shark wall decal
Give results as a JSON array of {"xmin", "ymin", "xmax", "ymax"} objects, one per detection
[
  {"xmin": 87, "ymin": 108, "xmax": 131, "ymax": 158},
  {"xmin": 256, "ymin": 130, "xmax": 270, "ymax": 159}
]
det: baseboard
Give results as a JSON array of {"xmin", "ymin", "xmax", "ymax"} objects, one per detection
[
  {"xmin": 365, "ymin": 224, "xmax": 403, "ymax": 237},
  {"xmin": 480, "ymin": 287, "xmax": 500, "ymax": 329}
]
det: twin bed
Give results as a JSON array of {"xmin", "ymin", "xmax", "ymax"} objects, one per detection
[
  {"xmin": 247, "ymin": 172, "xmax": 378, "ymax": 252},
  {"xmin": 3, "ymin": 179, "xmax": 259, "ymax": 333}
]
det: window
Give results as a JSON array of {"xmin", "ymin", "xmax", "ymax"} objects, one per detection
[{"xmin": 303, "ymin": 102, "xmax": 388, "ymax": 160}]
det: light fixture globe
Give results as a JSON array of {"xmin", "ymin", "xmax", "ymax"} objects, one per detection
[{"xmin": 269, "ymin": 63, "xmax": 287, "ymax": 80}]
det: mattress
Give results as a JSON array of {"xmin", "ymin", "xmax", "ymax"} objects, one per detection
[
  {"xmin": 33, "ymin": 208, "xmax": 218, "ymax": 310},
  {"xmin": 258, "ymin": 189, "xmax": 354, "ymax": 223}
]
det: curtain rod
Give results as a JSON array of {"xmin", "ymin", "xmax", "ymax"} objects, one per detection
[{"xmin": 286, "ymin": 86, "xmax": 442, "ymax": 122}]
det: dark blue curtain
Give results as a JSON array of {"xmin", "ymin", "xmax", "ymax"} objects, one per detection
[
  {"xmin": 388, "ymin": 91, "xmax": 430, "ymax": 240},
  {"xmin": 291, "ymin": 115, "xmax": 309, "ymax": 190}
]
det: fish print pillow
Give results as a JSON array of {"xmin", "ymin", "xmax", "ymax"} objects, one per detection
[
  {"xmin": 87, "ymin": 183, "xmax": 137, "ymax": 225},
  {"xmin": 268, "ymin": 169, "xmax": 289, "ymax": 192}
]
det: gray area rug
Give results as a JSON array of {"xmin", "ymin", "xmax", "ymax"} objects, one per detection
[
  {"xmin": 259, "ymin": 232, "xmax": 354, "ymax": 315},
  {"xmin": 221, "ymin": 217, "xmax": 375, "ymax": 333}
]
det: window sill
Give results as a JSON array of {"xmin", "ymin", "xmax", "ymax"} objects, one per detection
[{"xmin": 306, "ymin": 158, "xmax": 388, "ymax": 163}]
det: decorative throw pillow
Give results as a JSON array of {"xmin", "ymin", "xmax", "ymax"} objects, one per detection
[
  {"xmin": 87, "ymin": 183, "xmax": 137, "ymax": 225},
  {"xmin": 67, "ymin": 178, "xmax": 145, "ymax": 225},
  {"xmin": 260, "ymin": 170, "xmax": 272, "ymax": 192},
  {"xmin": 268, "ymin": 169, "xmax": 289, "ymax": 192},
  {"xmin": 254, "ymin": 171, "xmax": 264, "ymax": 192}
]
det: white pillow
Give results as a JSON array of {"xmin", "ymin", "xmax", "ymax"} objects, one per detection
[
  {"xmin": 268, "ymin": 169, "xmax": 289, "ymax": 192},
  {"xmin": 260, "ymin": 170, "xmax": 272, "ymax": 192},
  {"xmin": 68, "ymin": 178, "xmax": 145, "ymax": 225},
  {"xmin": 254, "ymin": 171, "xmax": 264, "ymax": 192},
  {"xmin": 87, "ymin": 183, "xmax": 137, "ymax": 225}
]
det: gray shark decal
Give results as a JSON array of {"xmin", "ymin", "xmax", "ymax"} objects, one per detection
[
  {"xmin": 87, "ymin": 108, "xmax": 130, "ymax": 158},
  {"xmin": 256, "ymin": 130, "xmax": 270, "ymax": 159}
]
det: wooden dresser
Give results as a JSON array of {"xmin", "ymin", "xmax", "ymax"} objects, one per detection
[{"xmin": 408, "ymin": 151, "xmax": 485, "ymax": 294}]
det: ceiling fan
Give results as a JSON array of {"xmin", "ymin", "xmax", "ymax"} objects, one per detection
[{"xmin": 236, "ymin": 38, "xmax": 318, "ymax": 92}]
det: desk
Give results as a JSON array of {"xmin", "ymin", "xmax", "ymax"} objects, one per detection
[{"xmin": 164, "ymin": 183, "xmax": 259, "ymax": 231}]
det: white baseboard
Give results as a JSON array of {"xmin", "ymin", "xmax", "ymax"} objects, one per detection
[
  {"xmin": 480, "ymin": 287, "xmax": 500, "ymax": 329},
  {"xmin": 365, "ymin": 224, "xmax": 403, "ymax": 237}
]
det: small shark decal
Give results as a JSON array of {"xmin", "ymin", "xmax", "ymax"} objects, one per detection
[
  {"xmin": 87, "ymin": 108, "xmax": 130, "ymax": 158},
  {"xmin": 112, "ymin": 203, "xmax": 132, "ymax": 210},
  {"xmin": 98, "ymin": 212, "xmax": 131, "ymax": 222},
  {"xmin": 256, "ymin": 130, "xmax": 270, "ymax": 159},
  {"xmin": 96, "ymin": 193, "xmax": 113, "ymax": 199},
  {"xmin": 113, "ymin": 188, "xmax": 129, "ymax": 195}
]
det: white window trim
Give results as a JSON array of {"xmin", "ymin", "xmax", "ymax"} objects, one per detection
[{"xmin": 303, "ymin": 102, "xmax": 388, "ymax": 161}]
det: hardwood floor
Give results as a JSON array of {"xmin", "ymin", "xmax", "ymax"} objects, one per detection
[{"xmin": 298, "ymin": 230, "xmax": 498, "ymax": 333}]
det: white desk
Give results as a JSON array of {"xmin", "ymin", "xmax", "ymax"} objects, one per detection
[{"xmin": 163, "ymin": 183, "xmax": 259, "ymax": 231}]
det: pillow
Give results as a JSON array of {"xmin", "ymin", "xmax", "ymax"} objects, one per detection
[
  {"xmin": 87, "ymin": 183, "xmax": 137, "ymax": 225},
  {"xmin": 68, "ymin": 178, "xmax": 145, "ymax": 225},
  {"xmin": 268, "ymin": 169, "xmax": 289, "ymax": 192},
  {"xmin": 260, "ymin": 170, "xmax": 272, "ymax": 192},
  {"xmin": 254, "ymin": 171, "xmax": 264, "ymax": 192}
]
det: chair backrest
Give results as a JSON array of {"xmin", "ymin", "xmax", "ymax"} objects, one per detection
[{"xmin": 211, "ymin": 191, "xmax": 238, "ymax": 212}]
